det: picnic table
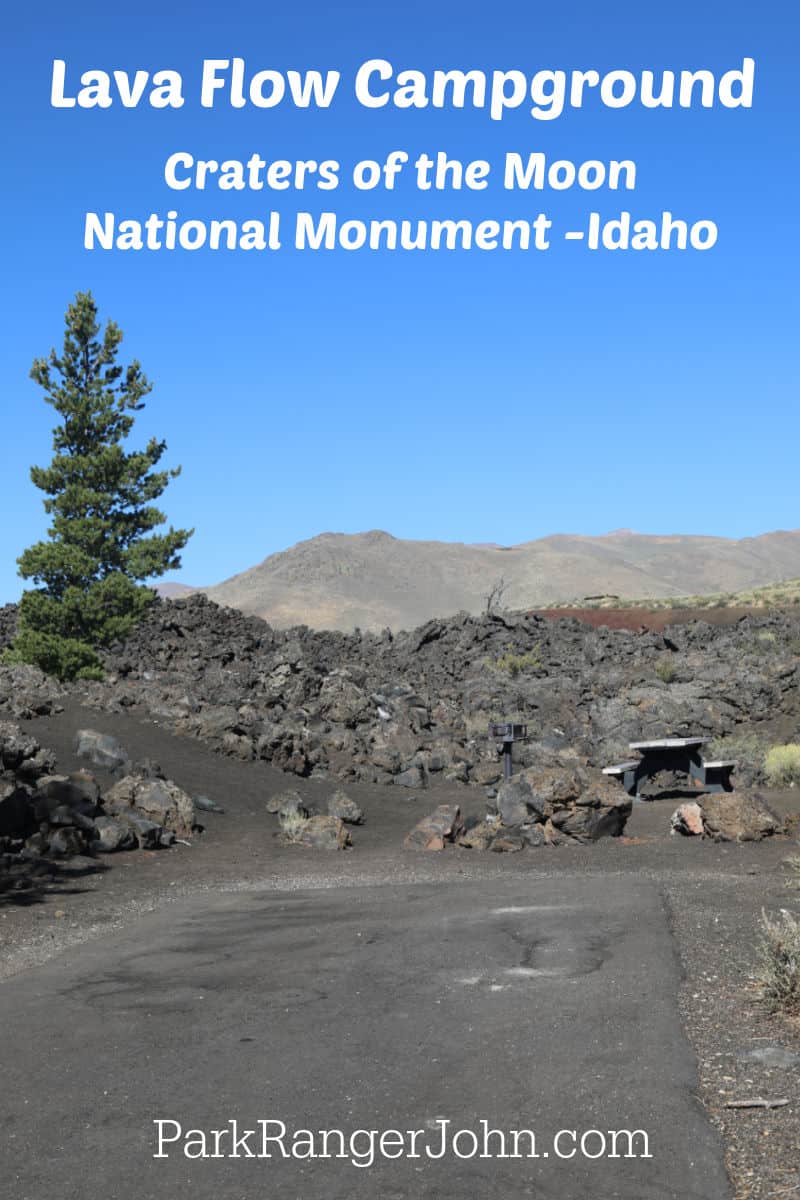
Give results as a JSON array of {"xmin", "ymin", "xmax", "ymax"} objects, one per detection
[{"xmin": 603, "ymin": 737, "xmax": 736, "ymax": 799}]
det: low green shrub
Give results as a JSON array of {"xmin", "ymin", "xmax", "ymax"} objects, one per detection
[
  {"xmin": 764, "ymin": 745, "xmax": 800, "ymax": 788},
  {"xmin": 492, "ymin": 650, "xmax": 542, "ymax": 677},
  {"xmin": 751, "ymin": 629, "xmax": 778, "ymax": 653},
  {"xmin": 654, "ymin": 657, "xmax": 677, "ymax": 683}
]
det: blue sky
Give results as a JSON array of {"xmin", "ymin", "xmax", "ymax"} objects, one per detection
[{"xmin": 1, "ymin": 0, "xmax": 797, "ymax": 601}]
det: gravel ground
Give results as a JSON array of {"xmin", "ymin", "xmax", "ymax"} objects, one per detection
[
  {"xmin": 1, "ymin": 705, "xmax": 798, "ymax": 1198},
  {"xmin": 667, "ymin": 874, "xmax": 800, "ymax": 1200}
]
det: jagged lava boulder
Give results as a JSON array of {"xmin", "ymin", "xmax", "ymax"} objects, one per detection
[
  {"xmin": 404, "ymin": 804, "xmax": 465, "ymax": 851},
  {"xmin": 327, "ymin": 789, "xmax": 364, "ymax": 824},
  {"xmin": 488, "ymin": 764, "xmax": 631, "ymax": 845},
  {"xmin": 104, "ymin": 775, "xmax": 196, "ymax": 837},
  {"xmin": 297, "ymin": 815, "xmax": 351, "ymax": 850},
  {"xmin": 671, "ymin": 791, "xmax": 783, "ymax": 841}
]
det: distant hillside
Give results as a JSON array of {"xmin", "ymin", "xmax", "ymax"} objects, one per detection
[
  {"xmin": 551, "ymin": 577, "xmax": 800, "ymax": 611},
  {"xmin": 157, "ymin": 582, "xmax": 197, "ymax": 599},
  {"xmin": 158, "ymin": 527, "xmax": 800, "ymax": 632}
]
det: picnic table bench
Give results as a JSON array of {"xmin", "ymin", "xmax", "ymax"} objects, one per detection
[{"xmin": 603, "ymin": 737, "xmax": 736, "ymax": 799}]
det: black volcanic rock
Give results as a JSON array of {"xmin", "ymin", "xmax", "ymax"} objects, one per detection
[{"xmin": 1, "ymin": 595, "xmax": 799, "ymax": 793}]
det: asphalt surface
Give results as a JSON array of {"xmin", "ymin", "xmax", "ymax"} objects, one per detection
[{"xmin": 1, "ymin": 874, "xmax": 731, "ymax": 1200}]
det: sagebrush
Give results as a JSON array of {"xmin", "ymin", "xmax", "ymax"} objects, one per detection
[
  {"xmin": 492, "ymin": 650, "xmax": 542, "ymax": 677},
  {"xmin": 757, "ymin": 908, "xmax": 800, "ymax": 1013},
  {"xmin": 655, "ymin": 657, "xmax": 677, "ymax": 683},
  {"xmin": 765, "ymin": 745, "xmax": 800, "ymax": 788},
  {"xmin": 278, "ymin": 809, "xmax": 309, "ymax": 842}
]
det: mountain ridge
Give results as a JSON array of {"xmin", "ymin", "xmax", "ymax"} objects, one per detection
[{"xmin": 156, "ymin": 527, "xmax": 800, "ymax": 632}]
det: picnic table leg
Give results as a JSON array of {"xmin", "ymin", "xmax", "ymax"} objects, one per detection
[
  {"xmin": 703, "ymin": 767, "xmax": 734, "ymax": 794},
  {"xmin": 623, "ymin": 766, "xmax": 639, "ymax": 798},
  {"xmin": 688, "ymin": 753, "xmax": 706, "ymax": 790}
]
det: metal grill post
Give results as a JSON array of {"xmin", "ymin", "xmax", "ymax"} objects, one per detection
[
  {"xmin": 488, "ymin": 722, "xmax": 528, "ymax": 781},
  {"xmin": 502, "ymin": 739, "xmax": 513, "ymax": 780}
]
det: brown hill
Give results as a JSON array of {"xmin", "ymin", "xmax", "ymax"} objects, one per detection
[
  {"xmin": 157, "ymin": 582, "xmax": 197, "ymax": 599},
  {"xmin": 161, "ymin": 527, "xmax": 800, "ymax": 632}
]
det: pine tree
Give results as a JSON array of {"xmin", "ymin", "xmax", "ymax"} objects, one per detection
[{"xmin": 6, "ymin": 291, "xmax": 192, "ymax": 679}]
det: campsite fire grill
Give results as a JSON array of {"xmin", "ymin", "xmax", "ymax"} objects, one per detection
[{"xmin": 489, "ymin": 722, "xmax": 528, "ymax": 781}]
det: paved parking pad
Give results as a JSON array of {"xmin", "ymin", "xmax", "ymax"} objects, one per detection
[{"xmin": 1, "ymin": 875, "xmax": 731, "ymax": 1199}]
